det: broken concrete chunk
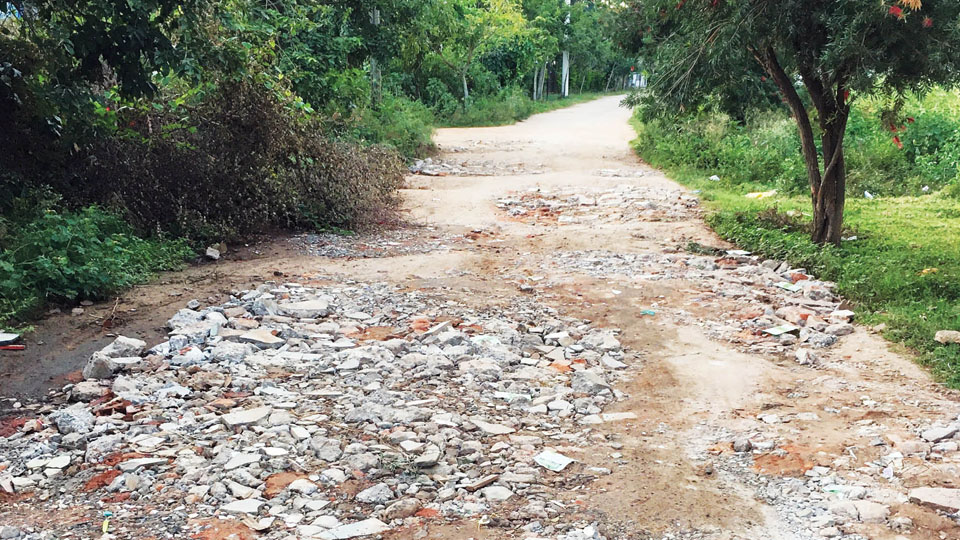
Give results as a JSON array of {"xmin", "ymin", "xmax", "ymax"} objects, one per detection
[
  {"xmin": 318, "ymin": 518, "xmax": 390, "ymax": 539},
  {"xmin": 909, "ymin": 487, "xmax": 960, "ymax": 513},
  {"xmin": 238, "ymin": 329, "xmax": 285, "ymax": 349},
  {"xmin": 221, "ymin": 406, "xmax": 272, "ymax": 428}
]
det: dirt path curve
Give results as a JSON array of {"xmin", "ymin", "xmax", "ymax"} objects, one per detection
[
  {"xmin": 370, "ymin": 96, "xmax": 960, "ymax": 539},
  {"xmin": 3, "ymin": 96, "xmax": 959, "ymax": 540}
]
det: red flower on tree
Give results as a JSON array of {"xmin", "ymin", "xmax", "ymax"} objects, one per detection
[
  {"xmin": 893, "ymin": 136, "xmax": 904, "ymax": 149},
  {"xmin": 923, "ymin": 17, "xmax": 933, "ymax": 28},
  {"xmin": 888, "ymin": 6, "xmax": 904, "ymax": 18}
]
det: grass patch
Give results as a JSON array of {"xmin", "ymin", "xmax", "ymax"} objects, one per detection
[
  {"xmin": 439, "ymin": 90, "xmax": 613, "ymax": 128},
  {"xmin": 629, "ymin": 113, "xmax": 960, "ymax": 387}
]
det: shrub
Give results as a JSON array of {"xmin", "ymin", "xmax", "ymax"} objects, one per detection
[
  {"xmin": 353, "ymin": 93, "xmax": 435, "ymax": 158},
  {"xmin": 59, "ymin": 83, "xmax": 405, "ymax": 243},
  {"xmin": 0, "ymin": 205, "xmax": 192, "ymax": 325}
]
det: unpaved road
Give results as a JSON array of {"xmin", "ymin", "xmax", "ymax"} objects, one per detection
[{"xmin": 3, "ymin": 96, "xmax": 960, "ymax": 539}]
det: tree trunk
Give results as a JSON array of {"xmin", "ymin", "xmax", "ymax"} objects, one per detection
[
  {"xmin": 538, "ymin": 62, "xmax": 547, "ymax": 99},
  {"xmin": 604, "ymin": 65, "xmax": 615, "ymax": 92},
  {"xmin": 760, "ymin": 47, "xmax": 849, "ymax": 246},
  {"xmin": 810, "ymin": 120, "xmax": 847, "ymax": 245},
  {"xmin": 532, "ymin": 65, "xmax": 539, "ymax": 100},
  {"xmin": 461, "ymin": 71, "xmax": 469, "ymax": 103}
]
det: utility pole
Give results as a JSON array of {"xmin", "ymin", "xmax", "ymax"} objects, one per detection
[{"xmin": 561, "ymin": 0, "xmax": 570, "ymax": 97}]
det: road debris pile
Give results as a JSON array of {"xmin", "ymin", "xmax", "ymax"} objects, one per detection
[
  {"xmin": 0, "ymin": 281, "xmax": 635, "ymax": 539},
  {"xmin": 548, "ymin": 248, "xmax": 854, "ymax": 359},
  {"xmin": 410, "ymin": 157, "xmax": 545, "ymax": 177},
  {"xmin": 496, "ymin": 185, "xmax": 699, "ymax": 225},
  {"xmin": 293, "ymin": 227, "xmax": 463, "ymax": 258},
  {"xmin": 701, "ymin": 407, "xmax": 960, "ymax": 539}
]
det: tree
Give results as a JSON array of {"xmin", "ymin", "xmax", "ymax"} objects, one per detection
[
  {"xmin": 631, "ymin": 0, "xmax": 960, "ymax": 245},
  {"xmin": 424, "ymin": 0, "xmax": 527, "ymax": 103}
]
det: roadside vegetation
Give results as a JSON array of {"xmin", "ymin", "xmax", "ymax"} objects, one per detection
[
  {"xmin": 625, "ymin": 1, "xmax": 960, "ymax": 385},
  {"xmin": 630, "ymin": 90, "xmax": 960, "ymax": 386},
  {"xmin": 0, "ymin": 0, "xmax": 635, "ymax": 327}
]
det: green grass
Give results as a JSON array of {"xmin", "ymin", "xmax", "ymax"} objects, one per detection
[
  {"xmin": 439, "ymin": 91, "xmax": 613, "ymax": 128},
  {"xmin": 629, "ymin": 114, "xmax": 960, "ymax": 387}
]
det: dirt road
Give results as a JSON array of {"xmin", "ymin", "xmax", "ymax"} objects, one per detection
[
  {"xmin": 378, "ymin": 96, "xmax": 960, "ymax": 539},
  {"xmin": 3, "ymin": 96, "xmax": 959, "ymax": 539}
]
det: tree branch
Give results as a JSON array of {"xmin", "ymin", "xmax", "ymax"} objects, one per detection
[{"xmin": 759, "ymin": 46, "xmax": 822, "ymax": 193}]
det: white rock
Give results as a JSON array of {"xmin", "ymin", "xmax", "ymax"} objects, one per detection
[
  {"xmin": 220, "ymin": 499, "xmax": 265, "ymax": 515},
  {"xmin": 221, "ymin": 406, "xmax": 272, "ymax": 428},
  {"xmin": 224, "ymin": 453, "xmax": 261, "ymax": 470},
  {"xmin": 481, "ymin": 485, "xmax": 514, "ymax": 501},
  {"xmin": 318, "ymin": 518, "xmax": 390, "ymax": 539}
]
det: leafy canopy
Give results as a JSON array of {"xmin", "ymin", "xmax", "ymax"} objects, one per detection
[{"xmin": 632, "ymin": 0, "xmax": 960, "ymax": 115}]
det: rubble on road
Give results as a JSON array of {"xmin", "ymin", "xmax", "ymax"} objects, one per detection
[
  {"xmin": 410, "ymin": 156, "xmax": 546, "ymax": 176},
  {"xmin": 0, "ymin": 280, "xmax": 637, "ymax": 539},
  {"xmin": 548, "ymin": 248, "xmax": 850, "ymax": 360},
  {"xmin": 293, "ymin": 226, "xmax": 463, "ymax": 258},
  {"xmin": 496, "ymin": 184, "xmax": 699, "ymax": 225}
]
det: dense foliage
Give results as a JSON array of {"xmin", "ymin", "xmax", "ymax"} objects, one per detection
[
  {"xmin": 626, "ymin": 0, "xmax": 960, "ymax": 245},
  {"xmin": 0, "ymin": 0, "xmax": 632, "ymax": 325}
]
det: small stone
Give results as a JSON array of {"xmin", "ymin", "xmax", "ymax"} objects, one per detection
[
  {"xmin": 414, "ymin": 444, "xmax": 441, "ymax": 467},
  {"xmin": 481, "ymin": 485, "xmax": 514, "ymax": 501},
  {"xmin": 318, "ymin": 518, "xmax": 389, "ymax": 539},
  {"xmin": 356, "ymin": 482, "xmax": 393, "ymax": 504},
  {"xmin": 279, "ymin": 300, "xmax": 330, "ymax": 319},
  {"xmin": 46, "ymin": 455, "xmax": 71, "ymax": 469},
  {"xmin": 920, "ymin": 425, "xmax": 958, "ymax": 443},
  {"xmin": 224, "ymin": 453, "xmax": 261, "ymax": 471},
  {"xmin": 239, "ymin": 329, "xmax": 285, "ymax": 349},
  {"xmin": 934, "ymin": 330, "xmax": 960, "ymax": 344},
  {"xmin": 205, "ymin": 246, "xmax": 221, "ymax": 260},
  {"xmin": 221, "ymin": 499, "xmax": 265, "ymax": 515},
  {"xmin": 287, "ymin": 479, "xmax": 318, "ymax": 495},
  {"xmin": 472, "ymin": 419, "xmax": 515, "ymax": 436},
  {"xmin": 795, "ymin": 348, "xmax": 819, "ymax": 365},
  {"xmin": 0, "ymin": 526, "xmax": 22, "ymax": 539},
  {"xmin": 70, "ymin": 380, "xmax": 105, "ymax": 401},
  {"xmin": 908, "ymin": 487, "xmax": 960, "ymax": 513},
  {"xmin": 733, "ymin": 438, "xmax": 752, "ymax": 453},
  {"xmin": 49, "ymin": 405, "xmax": 95, "ymax": 435},
  {"xmin": 571, "ymin": 371, "xmax": 610, "ymax": 394},
  {"xmin": 384, "ymin": 498, "xmax": 422, "ymax": 520},
  {"xmin": 118, "ymin": 457, "xmax": 168, "ymax": 473},
  {"xmin": 825, "ymin": 323, "xmax": 855, "ymax": 336},
  {"xmin": 221, "ymin": 406, "xmax": 272, "ymax": 428}
]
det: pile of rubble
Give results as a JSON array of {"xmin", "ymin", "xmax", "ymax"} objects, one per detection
[
  {"xmin": 496, "ymin": 185, "xmax": 700, "ymax": 225},
  {"xmin": 410, "ymin": 157, "xmax": 545, "ymax": 177},
  {"xmin": 0, "ymin": 281, "xmax": 635, "ymax": 539},
  {"xmin": 549, "ymin": 249, "xmax": 855, "ymax": 360},
  {"xmin": 699, "ymin": 408, "xmax": 960, "ymax": 539},
  {"xmin": 293, "ymin": 228, "xmax": 462, "ymax": 258}
]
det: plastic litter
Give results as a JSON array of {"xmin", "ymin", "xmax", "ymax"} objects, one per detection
[
  {"xmin": 534, "ymin": 450, "xmax": 575, "ymax": 472},
  {"xmin": 763, "ymin": 324, "xmax": 800, "ymax": 336},
  {"xmin": 775, "ymin": 282, "xmax": 803, "ymax": 293},
  {"xmin": 745, "ymin": 190, "xmax": 777, "ymax": 199}
]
